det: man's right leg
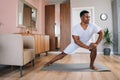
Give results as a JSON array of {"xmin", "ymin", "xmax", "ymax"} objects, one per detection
[
  {"xmin": 44, "ymin": 52, "xmax": 67, "ymax": 66},
  {"xmin": 44, "ymin": 43, "xmax": 79, "ymax": 67}
]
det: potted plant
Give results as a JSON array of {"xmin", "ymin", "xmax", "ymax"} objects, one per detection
[{"xmin": 103, "ymin": 28, "xmax": 113, "ymax": 55}]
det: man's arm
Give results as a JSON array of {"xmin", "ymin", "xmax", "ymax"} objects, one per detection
[
  {"xmin": 90, "ymin": 30, "xmax": 104, "ymax": 49},
  {"xmin": 95, "ymin": 30, "xmax": 104, "ymax": 45},
  {"xmin": 72, "ymin": 35, "xmax": 90, "ymax": 49},
  {"xmin": 72, "ymin": 30, "xmax": 104, "ymax": 50}
]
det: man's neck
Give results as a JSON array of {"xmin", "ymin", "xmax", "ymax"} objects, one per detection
[{"xmin": 80, "ymin": 22, "xmax": 89, "ymax": 28}]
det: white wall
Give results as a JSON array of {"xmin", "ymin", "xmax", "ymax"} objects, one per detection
[{"xmin": 70, "ymin": 0, "xmax": 113, "ymax": 54}]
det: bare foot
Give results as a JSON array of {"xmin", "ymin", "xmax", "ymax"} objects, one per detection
[
  {"xmin": 90, "ymin": 66, "xmax": 98, "ymax": 70},
  {"xmin": 44, "ymin": 62, "xmax": 53, "ymax": 67}
]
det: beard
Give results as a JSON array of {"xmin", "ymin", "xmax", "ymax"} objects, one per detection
[{"xmin": 85, "ymin": 21, "xmax": 89, "ymax": 24}]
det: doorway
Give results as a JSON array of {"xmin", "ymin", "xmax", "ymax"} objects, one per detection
[{"xmin": 45, "ymin": 5, "xmax": 56, "ymax": 51}]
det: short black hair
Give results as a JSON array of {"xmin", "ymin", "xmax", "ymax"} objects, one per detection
[{"xmin": 80, "ymin": 10, "xmax": 89, "ymax": 17}]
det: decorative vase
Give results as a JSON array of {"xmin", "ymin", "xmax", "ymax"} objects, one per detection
[{"xmin": 103, "ymin": 48, "xmax": 111, "ymax": 55}]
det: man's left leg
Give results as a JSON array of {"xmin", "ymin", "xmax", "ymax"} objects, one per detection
[{"xmin": 90, "ymin": 48, "xmax": 97, "ymax": 70}]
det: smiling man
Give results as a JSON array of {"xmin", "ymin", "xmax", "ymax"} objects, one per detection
[{"xmin": 45, "ymin": 10, "xmax": 104, "ymax": 70}]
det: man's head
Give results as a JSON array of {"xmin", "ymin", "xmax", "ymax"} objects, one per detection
[{"xmin": 80, "ymin": 10, "xmax": 90, "ymax": 24}]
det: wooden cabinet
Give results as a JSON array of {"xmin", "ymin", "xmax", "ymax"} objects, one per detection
[
  {"xmin": 34, "ymin": 35, "xmax": 49, "ymax": 54},
  {"xmin": 19, "ymin": 33, "xmax": 50, "ymax": 55}
]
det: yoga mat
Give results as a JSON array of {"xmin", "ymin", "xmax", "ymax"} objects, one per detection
[{"xmin": 41, "ymin": 63, "xmax": 110, "ymax": 72}]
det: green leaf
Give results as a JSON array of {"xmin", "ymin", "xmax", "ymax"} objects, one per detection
[{"xmin": 103, "ymin": 28, "xmax": 113, "ymax": 45}]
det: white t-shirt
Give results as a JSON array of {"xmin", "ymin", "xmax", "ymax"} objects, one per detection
[
  {"xmin": 72, "ymin": 23, "xmax": 101, "ymax": 45},
  {"xmin": 63, "ymin": 23, "xmax": 101, "ymax": 54}
]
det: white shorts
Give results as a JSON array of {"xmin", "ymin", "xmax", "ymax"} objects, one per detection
[{"xmin": 63, "ymin": 42, "xmax": 91, "ymax": 54}]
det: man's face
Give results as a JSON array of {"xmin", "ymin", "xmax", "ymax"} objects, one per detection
[{"xmin": 81, "ymin": 13, "xmax": 90, "ymax": 24}]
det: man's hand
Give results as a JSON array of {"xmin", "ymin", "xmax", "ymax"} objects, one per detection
[{"xmin": 89, "ymin": 43, "xmax": 98, "ymax": 50}]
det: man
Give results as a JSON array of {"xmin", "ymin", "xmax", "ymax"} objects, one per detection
[{"xmin": 45, "ymin": 10, "xmax": 104, "ymax": 70}]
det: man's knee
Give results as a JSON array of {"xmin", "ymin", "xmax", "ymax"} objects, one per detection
[
  {"xmin": 90, "ymin": 48, "xmax": 97, "ymax": 52},
  {"xmin": 61, "ymin": 52, "xmax": 68, "ymax": 55},
  {"xmin": 59, "ymin": 52, "xmax": 67, "ymax": 58}
]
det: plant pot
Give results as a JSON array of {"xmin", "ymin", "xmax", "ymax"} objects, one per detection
[{"xmin": 103, "ymin": 48, "xmax": 111, "ymax": 55}]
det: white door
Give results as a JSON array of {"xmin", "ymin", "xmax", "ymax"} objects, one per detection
[{"xmin": 71, "ymin": 7, "xmax": 95, "ymax": 53}]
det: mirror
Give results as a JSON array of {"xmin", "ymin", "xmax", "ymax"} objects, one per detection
[{"xmin": 18, "ymin": 0, "xmax": 37, "ymax": 31}]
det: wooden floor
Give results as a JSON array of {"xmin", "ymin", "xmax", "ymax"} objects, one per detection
[{"xmin": 0, "ymin": 53, "xmax": 120, "ymax": 80}]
